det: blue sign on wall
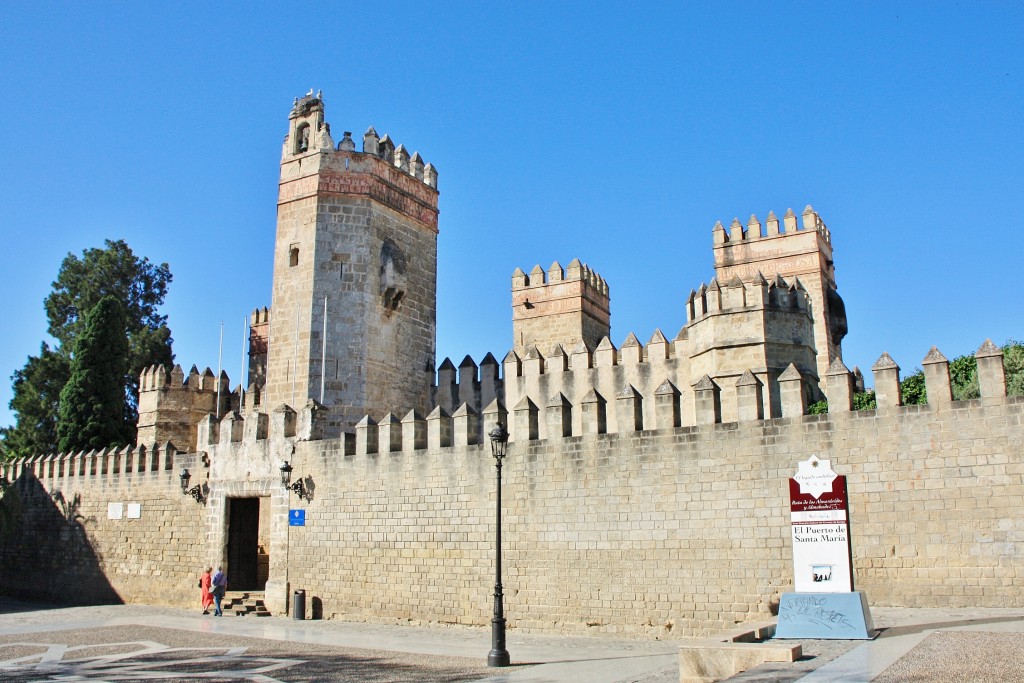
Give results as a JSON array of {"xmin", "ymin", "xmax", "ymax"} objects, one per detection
[{"xmin": 289, "ymin": 509, "xmax": 306, "ymax": 526}]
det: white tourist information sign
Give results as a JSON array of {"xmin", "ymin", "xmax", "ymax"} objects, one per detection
[{"xmin": 789, "ymin": 456, "xmax": 853, "ymax": 593}]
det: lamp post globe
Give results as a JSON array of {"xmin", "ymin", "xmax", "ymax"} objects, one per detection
[{"xmin": 487, "ymin": 422, "xmax": 511, "ymax": 667}]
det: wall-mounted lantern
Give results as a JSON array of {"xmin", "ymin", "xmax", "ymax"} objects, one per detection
[
  {"xmin": 179, "ymin": 468, "xmax": 205, "ymax": 503},
  {"xmin": 280, "ymin": 461, "xmax": 310, "ymax": 501}
]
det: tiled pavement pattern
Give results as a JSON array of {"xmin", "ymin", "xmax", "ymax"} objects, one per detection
[
  {"xmin": 0, "ymin": 625, "xmax": 498, "ymax": 682},
  {"xmin": 1, "ymin": 600, "xmax": 1024, "ymax": 682}
]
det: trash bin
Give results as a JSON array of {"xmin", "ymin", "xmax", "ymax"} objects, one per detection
[{"xmin": 292, "ymin": 589, "xmax": 306, "ymax": 620}]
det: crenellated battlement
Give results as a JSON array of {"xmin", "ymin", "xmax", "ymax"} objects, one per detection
[
  {"xmin": 359, "ymin": 127, "xmax": 438, "ymax": 189},
  {"xmin": 685, "ymin": 273, "xmax": 809, "ymax": 322},
  {"xmin": 712, "ymin": 205, "xmax": 843, "ymax": 387},
  {"xmin": 511, "ymin": 259, "xmax": 611, "ymax": 353},
  {"xmin": 0, "ymin": 441, "xmax": 200, "ymax": 497},
  {"xmin": 281, "ymin": 91, "xmax": 438, "ymax": 192},
  {"xmin": 431, "ymin": 353, "xmax": 503, "ymax": 428},
  {"xmin": 250, "ymin": 306, "xmax": 270, "ymax": 326},
  {"xmin": 137, "ymin": 364, "xmax": 236, "ymax": 451},
  {"xmin": 712, "ymin": 205, "xmax": 831, "ymax": 245},
  {"xmin": 511, "ymin": 258, "xmax": 609, "ymax": 293},
  {"xmin": 267, "ymin": 338, "xmax": 1014, "ymax": 453}
]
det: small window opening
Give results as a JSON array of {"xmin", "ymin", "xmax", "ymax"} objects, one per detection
[{"xmin": 289, "ymin": 246, "xmax": 299, "ymax": 267}]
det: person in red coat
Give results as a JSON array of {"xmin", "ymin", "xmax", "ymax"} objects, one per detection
[{"xmin": 199, "ymin": 566, "xmax": 214, "ymax": 614}]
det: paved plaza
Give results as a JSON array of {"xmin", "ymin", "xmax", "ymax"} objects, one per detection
[{"xmin": 0, "ymin": 599, "xmax": 1023, "ymax": 682}]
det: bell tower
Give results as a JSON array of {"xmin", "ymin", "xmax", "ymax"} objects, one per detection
[{"xmin": 264, "ymin": 91, "xmax": 440, "ymax": 435}]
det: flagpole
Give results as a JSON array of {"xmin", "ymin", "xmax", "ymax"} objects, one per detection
[
  {"xmin": 241, "ymin": 314, "xmax": 248, "ymax": 400},
  {"xmin": 216, "ymin": 321, "xmax": 224, "ymax": 418}
]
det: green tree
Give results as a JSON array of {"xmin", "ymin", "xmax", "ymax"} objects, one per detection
[
  {"xmin": 949, "ymin": 354, "xmax": 979, "ymax": 401},
  {"xmin": 806, "ymin": 390, "xmax": 876, "ymax": 415},
  {"xmin": 1004, "ymin": 340, "xmax": 1024, "ymax": 397},
  {"xmin": 901, "ymin": 371, "xmax": 927, "ymax": 405},
  {"xmin": 0, "ymin": 344, "xmax": 70, "ymax": 459},
  {"xmin": 852, "ymin": 390, "xmax": 877, "ymax": 410},
  {"xmin": 807, "ymin": 399, "xmax": 828, "ymax": 415},
  {"xmin": 57, "ymin": 297, "xmax": 130, "ymax": 453},
  {"xmin": 898, "ymin": 340, "xmax": 1024, "ymax": 404},
  {"xmin": 44, "ymin": 239, "xmax": 173, "ymax": 425},
  {"xmin": 2, "ymin": 240, "xmax": 174, "ymax": 458}
]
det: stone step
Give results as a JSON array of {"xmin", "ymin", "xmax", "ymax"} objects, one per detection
[{"xmin": 221, "ymin": 591, "xmax": 271, "ymax": 617}]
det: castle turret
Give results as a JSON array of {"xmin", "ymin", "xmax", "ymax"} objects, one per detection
[
  {"xmin": 265, "ymin": 91, "xmax": 439, "ymax": 434},
  {"xmin": 248, "ymin": 307, "xmax": 270, "ymax": 387},
  {"xmin": 511, "ymin": 259, "xmax": 610, "ymax": 353},
  {"xmin": 711, "ymin": 205, "xmax": 846, "ymax": 385},
  {"xmin": 137, "ymin": 364, "xmax": 231, "ymax": 450}
]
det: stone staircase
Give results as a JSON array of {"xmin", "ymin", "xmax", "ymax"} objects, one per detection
[{"xmin": 222, "ymin": 591, "xmax": 271, "ymax": 617}]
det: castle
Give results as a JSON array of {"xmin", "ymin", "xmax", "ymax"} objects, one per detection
[
  {"xmin": 136, "ymin": 93, "xmax": 848, "ymax": 442},
  {"xmin": 2, "ymin": 92, "xmax": 1021, "ymax": 638}
]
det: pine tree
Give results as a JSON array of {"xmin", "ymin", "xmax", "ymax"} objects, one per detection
[
  {"xmin": 56, "ymin": 296, "xmax": 130, "ymax": 453},
  {"xmin": 0, "ymin": 344, "xmax": 69, "ymax": 459}
]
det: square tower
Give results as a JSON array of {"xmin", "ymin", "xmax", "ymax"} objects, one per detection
[
  {"xmin": 712, "ymin": 207, "xmax": 846, "ymax": 386},
  {"xmin": 511, "ymin": 259, "xmax": 610, "ymax": 353},
  {"xmin": 264, "ymin": 92, "xmax": 439, "ymax": 435}
]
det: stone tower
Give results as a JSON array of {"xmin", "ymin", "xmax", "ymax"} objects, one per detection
[
  {"xmin": 264, "ymin": 91, "xmax": 439, "ymax": 434},
  {"xmin": 711, "ymin": 206, "xmax": 846, "ymax": 386},
  {"xmin": 511, "ymin": 259, "xmax": 610, "ymax": 353}
]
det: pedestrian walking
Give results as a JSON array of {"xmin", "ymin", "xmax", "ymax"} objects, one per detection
[
  {"xmin": 211, "ymin": 566, "xmax": 227, "ymax": 616},
  {"xmin": 199, "ymin": 566, "xmax": 213, "ymax": 614}
]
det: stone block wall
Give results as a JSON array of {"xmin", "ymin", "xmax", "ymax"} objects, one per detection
[
  {"xmin": 3, "ymin": 342, "xmax": 1022, "ymax": 639},
  {"xmin": 502, "ymin": 274, "xmax": 817, "ymax": 439},
  {"xmin": 137, "ymin": 364, "xmax": 233, "ymax": 450},
  {"xmin": 275, "ymin": 387, "xmax": 1023, "ymax": 637},
  {"xmin": 0, "ymin": 447, "xmax": 208, "ymax": 607}
]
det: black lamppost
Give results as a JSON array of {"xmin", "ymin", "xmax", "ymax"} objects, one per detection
[{"xmin": 487, "ymin": 422, "xmax": 511, "ymax": 667}]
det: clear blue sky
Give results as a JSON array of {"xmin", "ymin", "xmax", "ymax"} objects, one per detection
[{"xmin": 1, "ymin": 2, "xmax": 1022, "ymax": 428}]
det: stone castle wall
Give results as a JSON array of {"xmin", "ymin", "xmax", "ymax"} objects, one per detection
[
  {"xmin": 500, "ymin": 274, "xmax": 819, "ymax": 437},
  {"xmin": 0, "ymin": 446, "xmax": 207, "ymax": 606},
  {"xmin": 4, "ymin": 92, "xmax": 1017, "ymax": 638},
  {"xmin": 3, "ymin": 343, "xmax": 1021, "ymax": 638}
]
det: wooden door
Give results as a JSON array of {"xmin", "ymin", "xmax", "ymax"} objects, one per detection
[{"xmin": 226, "ymin": 498, "xmax": 260, "ymax": 590}]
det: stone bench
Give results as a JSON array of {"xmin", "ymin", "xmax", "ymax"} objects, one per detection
[{"xmin": 679, "ymin": 622, "xmax": 801, "ymax": 683}]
